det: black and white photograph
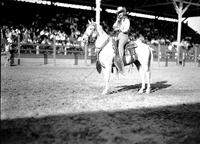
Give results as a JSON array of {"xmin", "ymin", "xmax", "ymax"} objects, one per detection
[{"xmin": 1, "ymin": 0, "xmax": 200, "ymax": 143}]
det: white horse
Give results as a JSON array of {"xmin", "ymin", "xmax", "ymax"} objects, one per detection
[{"xmin": 82, "ymin": 20, "xmax": 153, "ymax": 95}]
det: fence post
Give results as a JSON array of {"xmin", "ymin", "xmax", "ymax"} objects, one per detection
[
  {"xmin": 74, "ymin": 52, "xmax": 78, "ymax": 65},
  {"xmin": 44, "ymin": 50, "xmax": 48, "ymax": 64},
  {"xmin": 17, "ymin": 35, "xmax": 20, "ymax": 65},
  {"xmin": 194, "ymin": 45, "xmax": 197, "ymax": 66},
  {"xmin": 158, "ymin": 43, "xmax": 161, "ymax": 66},
  {"xmin": 197, "ymin": 54, "xmax": 200, "ymax": 67},
  {"xmin": 165, "ymin": 52, "xmax": 168, "ymax": 67},
  {"xmin": 182, "ymin": 52, "xmax": 185, "ymax": 67},
  {"xmin": 53, "ymin": 37, "xmax": 56, "ymax": 66},
  {"xmin": 64, "ymin": 47, "xmax": 67, "ymax": 55},
  {"xmin": 84, "ymin": 42, "xmax": 88, "ymax": 65},
  {"xmin": 36, "ymin": 45, "xmax": 39, "ymax": 54}
]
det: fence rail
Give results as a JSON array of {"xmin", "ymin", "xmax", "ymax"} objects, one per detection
[
  {"xmin": 150, "ymin": 43, "xmax": 200, "ymax": 67},
  {"xmin": 2, "ymin": 36, "xmax": 90, "ymax": 66},
  {"xmin": 2, "ymin": 36, "xmax": 200, "ymax": 67}
]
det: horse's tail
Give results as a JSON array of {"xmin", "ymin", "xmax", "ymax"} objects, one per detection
[
  {"xmin": 96, "ymin": 60, "xmax": 102, "ymax": 73},
  {"xmin": 149, "ymin": 46, "xmax": 154, "ymax": 69}
]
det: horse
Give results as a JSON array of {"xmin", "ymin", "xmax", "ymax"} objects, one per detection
[{"xmin": 82, "ymin": 20, "xmax": 153, "ymax": 95}]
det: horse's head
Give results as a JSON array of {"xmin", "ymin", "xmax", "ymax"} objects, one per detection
[{"xmin": 82, "ymin": 20, "xmax": 98, "ymax": 43}]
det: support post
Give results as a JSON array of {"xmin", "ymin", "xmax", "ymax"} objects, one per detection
[
  {"xmin": 172, "ymin": 0, "xmax": 190, "ymax": 65},
  {"xmin": 96, "ymin": 0, "xmax": 101, "ymax": 25},
  {"xmin": 175, "ymin": 1, "xmax": 183, "ymax": 65},
  {"xmin": 177, "ymin": 9, "xmax": 182, "ymax": 65}
]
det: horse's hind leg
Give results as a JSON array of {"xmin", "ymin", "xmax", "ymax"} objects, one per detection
[
  {"xmin": 102, "ymin": 66, "xmax": 112, "ymax": 95},
  {"xmin": 4, "ymin": 55, "xmax": 10, "ymax": 67},
  {"xmin": 138, "ymin": 67, "xmax": 145, "ymax": 94}
]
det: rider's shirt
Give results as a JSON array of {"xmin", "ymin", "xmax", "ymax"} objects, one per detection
[{"xmin": 113, "ymin": 17, "xmax": 130, "ymax": 34}]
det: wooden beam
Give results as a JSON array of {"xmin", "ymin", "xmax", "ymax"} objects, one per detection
[
  {"xmin": 173, "ymin": 0, "xmax": 200, "ymax": 7},
  {"xmin": 172, "ymin": 0, "xmax": 179, "ymax": 14},
  {"xmin": 139, "ymin": 2, "xmax": 172, "ymax": 8},
  {"xmin": 182, "ymin": 3, "xmax": 191, "ymax": 14},
  {"xmin": 96, "ymin": 0, "xmax": 101, "ymax": 25}
]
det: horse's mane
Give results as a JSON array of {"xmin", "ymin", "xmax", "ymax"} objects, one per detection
[{"xmin": 96, "ymin": 24, "xmax": 108, "ymax": 38}]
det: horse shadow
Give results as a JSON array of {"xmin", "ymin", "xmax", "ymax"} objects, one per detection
[{"xmin": 109, "ymin": 81, "xmax": 171, "ymax": 94}]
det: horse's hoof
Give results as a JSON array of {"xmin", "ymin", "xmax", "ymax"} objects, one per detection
[
  {"xmin": 146, "ymin": 89, "xmax": 151, "ymax": 94},
  {"xmin": 138, "ymin": 89, "xmax": 144, "ymax": 94},
  {"xmin": 102, "ymin": 90, "xmax": 109, "ymax": 95}
]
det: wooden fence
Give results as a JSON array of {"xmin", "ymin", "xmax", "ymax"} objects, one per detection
[
  {"xmin": 1, "ymin": 36, "xmax": 200, "ymax": 67},
  {"xmin": 150, "ymin": 43, "xmax": 200, "ymax": 67},
  {"xmin": 3, "ymin": 36, "xmax": 91, "ymax": 66}
]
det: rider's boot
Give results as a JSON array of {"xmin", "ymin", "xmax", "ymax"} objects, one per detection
[
  {"xmin": 114, "ymin": 55, "xmax": 124, "ymax": 74},
  {"xmin": 119, "ymin": 56, "xmax": 125, "ymax": 74},
  {"xmin": 120, "ymin": 61, "xmax": 125, "ymax": 74}
]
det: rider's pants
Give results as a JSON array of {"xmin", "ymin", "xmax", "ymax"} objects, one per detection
[{"xmin": 118, "ymin": 32, "xmax": 128, "ymax": 61}]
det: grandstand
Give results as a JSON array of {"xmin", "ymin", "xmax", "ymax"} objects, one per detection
[{"xmin": 1, "ymin": 0, "xmax": 200, "ymax": 64}]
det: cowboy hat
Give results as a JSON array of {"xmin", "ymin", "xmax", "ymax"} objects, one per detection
[{"xmin": 116, "ymin": 7, "xmax": 126, "ymax": 14}]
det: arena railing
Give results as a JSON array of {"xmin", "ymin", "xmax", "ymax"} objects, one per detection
[
  {"xmin": 149, "ymin": 42, "xmax": 200, "ymax": 67},
  {"xmin": 7, "ymin": 36, "xmax": 90, "ymax": 66},
  {"xmin": 2, "ymin": 36, "xmax": 200, "ymax": 67}
]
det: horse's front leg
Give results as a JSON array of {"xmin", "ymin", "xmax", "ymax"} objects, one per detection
[
  {"xmin": 4, "ymin": 55, "xmax": 10, "ymax": 67},
  {"xmin": 146, "ymin": 71, "xmax": 151, "ymax": 94},
  {"xmin": 102, "ymin": 65, "xmax": 112, "ymax": 95}
]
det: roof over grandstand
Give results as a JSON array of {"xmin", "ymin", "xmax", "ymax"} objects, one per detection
[{"xmin": 49, "ymin": 0, "xmax": 200, "ymax": 18}]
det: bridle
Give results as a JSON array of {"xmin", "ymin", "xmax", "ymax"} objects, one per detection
[{"xmin": 83, "ymin": 24, "xmax": 98, "ymax": 43}]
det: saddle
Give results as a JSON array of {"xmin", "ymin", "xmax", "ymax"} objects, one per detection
[{"xmin": 95, "ymin": 36, "xmax": 138, "ymax": 74}]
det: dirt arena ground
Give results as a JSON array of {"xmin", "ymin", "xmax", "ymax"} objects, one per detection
[{"xmin": 1, "ymin": 58, "xmax": 200, "ymax": 144}]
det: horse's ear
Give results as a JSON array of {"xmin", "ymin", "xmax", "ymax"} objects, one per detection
[
  {"xmin": 88, "ymin": 20, "xmax": 91, "ymax": 24},
  {"xmin": 91, "ymin": 19, "xmax": 94, "ymax": 24}
]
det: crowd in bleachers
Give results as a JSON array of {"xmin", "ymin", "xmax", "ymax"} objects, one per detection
[{"xmin": 1, "ymin": 4, "xmax": 200, "ymax": 53}]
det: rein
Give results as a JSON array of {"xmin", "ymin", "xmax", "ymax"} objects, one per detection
[
  {"xmin": 96, "ymin": 37, "xmax": 110, "ymax": 61},
  {"xmin": 84, "ymin": 23, "xmax": 111, "ymax": 73}
]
